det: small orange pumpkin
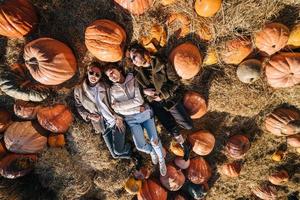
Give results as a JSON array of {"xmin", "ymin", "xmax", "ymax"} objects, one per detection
[
  {"xmin": 220, "ymin": 37, "xmax": 253, "ymax": 65},
  {"xmin": 23, "ymin": 38, "xmax": 77, "ymax": 86},
  {"xmin": 137, "ymin": 179, "xmax": 167, "ymax": 200},
  {"xmin": 85, "ymin": 19, "xmax": 127, "ymax": 62},
  {"xmin": 287, "ymin": 134, "xmax": 300, "ymax": 148},
  {"xmin": 0, "ymin": 109, "xmax": 12, "ymax": 132},
  {"xmin": 169, "ymin": 42, "xmax": 202, "ymax": 80},
  {"xmin": 225, "ymin": 135, "xmax": 250, "ymax": 159},
  {"xmin": 194, "ymin": 0, "xmax": 222, "ymax": 17},
  {"xmin": 114, "ymin": 0, "xmax": 153, "ymax": 15},
  {"xmin": 188, "ymin": 130, "xmax": 215, "ymax": 156},
  {"xmin": 0, "ymin": 0, "xmax": 37, "ymax": 38},
  {"xmin": 183, "ymin": 91, "xmax": 207, "ymax": 119},
  {"xmin": 254, "ymin": 23, "xmax": 289, "ymax": 55},
  {"xmin": 37, "ymin": 104, "xmax": 73, "ymax": 133},
  {"xmin": 14, "ymin": 100, "xmax": 40, "ymax": 120},
  {"xmin": 0, "ymin": 153, "xmax": 37, "ymax": 179},
  {"xmin": 252, "ymin": 184, "xmax": 277, "ymax": 200},
  {"xmin": 268, "ymin": 170, "xmax": 289, "ymax": 185},
  {"xmin": 187, "ymin": 157, "xmax": 212, "ymax": 184},
  {"xmin": 265, "ymin": 52, "xmax": 300, "ymax": 88},
  {"xmin": 174, "ymin": 157, "xmax": 190, "ymax": 169},
  {"xmin": 169, "ymin": 139, "xmax": 184, "ymax": 157},
  {"xmin": 159, "ymin": 164, "xmax": 185, "ymax": 191},
  {"xmin": 166, "ymin": 13, "xmax": 190, "ymax": 38},
  {"xmin": 125, "ymin": 176, "xmax": 142, "ymax": 194},
  {"xmin": 48, "ymin": 133, "xmax": 65, "ymax": 148},
  {"xmin": 265, "ymin": 108, "xmax": 300, "ymax": 136},
  {"xmin": 219, "ymin": 162, "xmax": 241, "ymax": 177}
]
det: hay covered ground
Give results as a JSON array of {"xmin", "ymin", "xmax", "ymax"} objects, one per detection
[{"xmin": 0, "ymin": 0, "xmax": 300, "ymax": 200}]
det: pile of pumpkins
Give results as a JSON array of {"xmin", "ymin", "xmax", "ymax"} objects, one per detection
[{"xmin": 0, "ymin": 102, "xmax": 73, "ymax": 179}]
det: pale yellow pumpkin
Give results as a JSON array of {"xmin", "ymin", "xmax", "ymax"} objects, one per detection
[
  {"xmin": 203, "ymin": 48, "xmax": 218, "ymax": 66},
  {"xmin": 287, "ymin": 24, "xmax": 300, "ymax": 48}
]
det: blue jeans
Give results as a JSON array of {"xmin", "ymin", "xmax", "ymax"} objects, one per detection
[{"xmin": 125, "ymin": 109, "xmax": 163, "ymax": 160}]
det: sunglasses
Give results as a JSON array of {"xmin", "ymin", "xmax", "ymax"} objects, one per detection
[{"xmin": 88, "ymin": 71, "xmax": 101, "ymax": 77}]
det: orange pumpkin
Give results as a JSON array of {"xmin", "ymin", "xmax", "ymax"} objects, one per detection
[
  {"xmin": 125, "ymin": 176, "xmax": 142, "ymax": 194},
  {"xmin": 187, "ymin": 157, "xmax": 212, "ymax": 184},
  {"xmin": 194, "ymin": 0, "xmax": 222, "ymax": 17},
  {"xmin": 169, "ymin": 42, "xmax": 202, "ymax": 80},
  {"xmin": 252, "ymin": 184, "xmax": 277, "ymax": 200},
  {"xmin": 48, "ymin": 133, "xmax": 65, "ymax": 148},
  {"xmin": 268, "ymin": 170, "xmax": 289, "ymax": 185},
  {"xmin": 0, "ymin": 139, "xmax": 7, "ymax": 159},
  {"xmin": 0, "ymin": 109, "xmax": 12, "ymax": 132},
  {"xmin": 4, "ymin": 121, "xmax": 47, "ymax": 154},
  {"xmin": 166, "ymin": 13, "xmax": 190, "ymax": 38},
  {"xmin": 188, "ymin": 130, "xmax": 215, "ymax": 155},
  {"xmin": 265, "ymin": 108, "xmax": 300, "ymax": 136},
  {"xmin": 287, "ymin": 134, "xmax": 300, "ymax": 148},
  {"xmin": 0, "ymin": 0, "xmax": 37, "ymax": 38},
  {"xmin": 254, "ymin": 23, "xmax": 289, "ymax": 55},
  {"xmin": 219, "ymin": 162, "xmax": 241, "ymax": 177},
  {"xmin": 220, "ymin": 37, "xmax": 253, "ymax": 65},
  {"xmin": 137, "ymin": 179, "xmax": 167, "ymax": 200},
  {"xmin": 160, "ymin": 164, "xmax": 185, "ymax": 191},
  {"xmin": 23, "ymin": 38, "xmax": 77, "ymax": 86},
  {"xmin": 169, "ymin": 139, "xmax": 184, "ymax": 157},
  {"xmin": 14, "ymin": 100, "xmax": 40, "ymax": 120},
  {"xmin": 183, "ymin": 91, "xmax": 207, "ymax": 119},
  {"xmin": 265, "ymin": 52, "xmax": 300, "ymax": 88},
  {"xmin": 225, "ymin": 135, "xmax": 250, "ymax": 159},
  {"xmin": 85, "ymin": 19, "xmax": 127, "ymax": 62},
  {"xmin": 0, "ymin": 153, "xmax": 37, "ymax": 179},
  {"xmin": 174, "ymin": 157, "xmax": 190, "ymax": 169},
  {"xmin": 37, "ymin": 104, "xmax": 73, "ymax": 133},
  {"xmin": 114, "ymin": 0, "xmax": 153, "ymax": 15}
]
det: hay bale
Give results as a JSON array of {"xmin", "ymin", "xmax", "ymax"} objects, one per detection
[{"xmin": 35, "ymin": 148, "xmax": 92, "ymax": 200}]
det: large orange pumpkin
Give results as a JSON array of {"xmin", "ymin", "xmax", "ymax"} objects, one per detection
[
  {"xmin": 225, "ymin": 135, "xmax": 250, "ymax": 159},
  {"xmin": 0, "ymin": 153, "xmax": 37, "ymax": 179},
  {"xmin": 187, "ymin": 157, "xmax": 212, "ymax": 184},
  {"xmin": 114, "ymin": 0, "xmax": 153, "ymax": 15},
  {"xmin": 254, "ymin": 23, "xmax": 289, "ymax": 55},
  {"xmin": 220, "ymin": 37, "xmax": 253, "ymax": 65},
  {"xmin": 159, "ymin": 164, "xmax": 185, "ymax": 191},
  {"xmin": 137, "ymin": 179, "xmax": 167, "ymax": 200},
  {"xmin": 0, "ymin": 0, "xmax": 37, "ymax": 38},
  {"xmin": 14, "ymin": 100, "xmax": 41, "ymax": 120},
  {"xmin": 37, "ymin": 104, "xmax": 73, "ymax": 133},
  {"xmin": 183, "ymin": 91, "xmax": 207, "ymax": 119},
  {"xmin": 169, "ymin": 42, "xmax": 202, "ymax": 80},
  {"xmin": 48, "ymin": 133, "xmax": 65, "ymax": 148},
  {"xmin": 85, "ymin": 19, "xmax": 127, "ymax": 62},
  {"xmin": 265, "ymin": 52, "xmax": 300, "ymax": 88},
  {"xmin": 264, "ymin": 108, "xmax": 300, "ymax": 136},
  {"xmin": 4, "ymin": 121, "xmax": 47, "ymax": 154},
  {"xmin": 188, "ymin": 130, "xmax": 215, "ymax": 156},
  {"xmin": 23, "ymin": 38, "xmax": 77, "ymax": 86},
  {"xmin": 194, "ymin": 0, "xmax": 222, "ymax": 17},
  {"xmin": 0, "ymin": 109, "xmax": 12, "ymax": 132},
  {"xmin": 252, "ymin": 184, "xmax": 277, "ymax": 200}
]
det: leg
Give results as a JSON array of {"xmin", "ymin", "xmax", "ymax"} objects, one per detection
[
  {"xmin": 102, "ymin": 128, "xmax": 119, "ymax": 159},
  {"xmin": 111, "ymin": 127, "xmax": 131, "ymax": 159},
  {"xmin": 169, "ymin": 102, "xmax": 194, "ymax": 130},
  {"xmin": 128, "ymin": 122, "xmax": 153, "ymax": 155}
]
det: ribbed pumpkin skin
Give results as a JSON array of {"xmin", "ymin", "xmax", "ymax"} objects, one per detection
[
  {"xmin": 23, "ymin": 38, "xmax": 77, "ymax": 86},
  {"xmin": 37, "ymin": 104, "xmax": 73, "ymax": 133},
  {"xmin": 183, "ymin": 91, "xmax": 207, "ymax": 119},
  {"xmin": 159, "ymin": 164, "xmax": 185, "ymax": 191},
  {"xmin": 125, "ymin": 176, "xmax": 142, "ymax": 195},
  {"xmin": 225, "ymin": 135, "xmax": 250, "ymax": 159},
  {"xmin": 4, "ymin": 121, "xmax": 47, "ymax": 154},
  {"xmin": 220, "ymin": 37, "xmax": 253, "ymax": 65},
  {"xmin": 252, "ymin": 184, "xmax": 277, "ymax": 200},
  {"xmin": 14, "ymin": 100, "xmax": 40, "ymax": 120},
  {"xmin": 0, "ymin": 109, "xmax": 12, "ymax": 132},
  {"xmin": 188, "ymin": 130, "xmax": 215, "ymax": 155},
  {"xmin": 187, "ymin": 157, "xmax": 212, "ymax": 184},
  {"xmin": 169, "ymin": 42, "xmax": 202, "ymax": 80},
  {"xmin": 85, "ymin": 19, "xmax": 127, "ymax": 62},
  {"xmin": 48, "ymin": 133, "xmax": 65, "ymax": 148},
  {"xmin": 137, "ymin": 179, "xmax": 167, "ymax": 200},
  {"xmin": 194, "ymin": 0, "xmax": 222, "ymax": 17},
  {"xmin": 0, "ymin": 153, "xmax": 37, "ymax": 179},
  {"xmin": 254, "ymin": 23, "xmax": 289, "ymax": 55},
  {"xmin": 265, "ymin": 52, "xmax": 300, "ymax": 88},
  {"xmin": 265, "ymin": 108, "xmax": 300, "ymax": 136},
  {"xmin": 166, "ymin": 13, "xmax": 190, "ymax": 38},
  {"xmin": 0, "ymin": 0, "xmax": 37, "ymax": 38},
  {"xmin": 268, "ymin": 170, "xmax": 289, "ymax": 185},
  {"xmin": 287, "ymin": 134, "xmax": 300, "ymax": 147},
  {"xmin": 114, "ymin": 0, "xmax": 153, "ymax": 15},
  {"xmin": 174, "ymin": 157, "xmax": 190, "ymax": 169},
  {"xmin": 220, "ymin": 162, "xmax": 241, "ymax": 177}
]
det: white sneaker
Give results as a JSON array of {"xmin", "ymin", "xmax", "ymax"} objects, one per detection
[
  {"xmin": 150, "ymin": 151, "xmax": 158, "ymax": 165},
  {"xmin": 159, "ymin": 160, "xmax": 167, "ymax": 176}
]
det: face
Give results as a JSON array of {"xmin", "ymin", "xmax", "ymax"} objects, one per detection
[
  {"xmin": 105, "ymin": 68, "xmax": 122, "ymax": 83},
  {"xmin": 130, "ymin": 50, "xmax": 151, "ymax": 67},
  {"xmin": 87, "ymin": 66, "xmax": 101, "ymax": 84}
]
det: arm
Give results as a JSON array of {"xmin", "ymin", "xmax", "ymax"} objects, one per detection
[{"xmin": 74, "ymin": 88, "xmax": 91, "ymax": 122}]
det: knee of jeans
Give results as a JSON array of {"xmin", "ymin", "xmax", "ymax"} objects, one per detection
[{"xmin": 150, "ymin": 138, "xmax": 160, "ymax": 146}]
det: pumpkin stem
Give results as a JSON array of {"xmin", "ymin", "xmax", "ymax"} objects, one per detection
[{"xmin": 25, "ymin": 58, "xmax": 39, "ymax": 71}]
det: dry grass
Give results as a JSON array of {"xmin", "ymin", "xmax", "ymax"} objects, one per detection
[{"xmin": 0, "ymin": 0, "xmax": 300, "ymax": 200}]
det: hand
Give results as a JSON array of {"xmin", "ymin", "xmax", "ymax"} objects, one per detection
[
  {"xmin": 143, "ymin": 88, "xmax": 156, "ymax": 97},
  {"xmin": 153, "ymin": 95, "xmax": 162, "ymax": 102},
  {"xmin": 116, "ymin": 116, "xmax": 126, "ymax": 132},
  {"xmin": 88, "ymin": 113, "xmax": 102, "ymax": 121},
  {"xmin": 140, "ymin": 105, "xmax": 145, "ymax": 112}
]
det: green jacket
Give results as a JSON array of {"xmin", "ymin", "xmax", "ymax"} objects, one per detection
[{"xmin": 134, "ymin": 57, "xmax": 182, "ymax": 109}]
